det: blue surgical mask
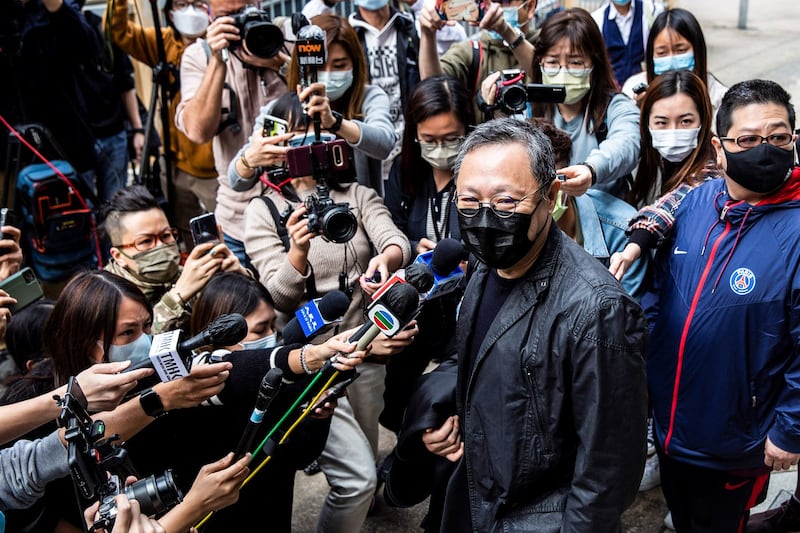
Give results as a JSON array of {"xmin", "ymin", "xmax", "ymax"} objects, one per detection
[
  {"xmin": 653, "ymin": 51, "xmax": 695, "ymax": 75},
  {"xmin": 612, "ymin": 0, "xmax": 631, "ymax": 5},
  {"xmin": 317, "ymin": 69, "xmax": 354, "ymax": 102},
  {"xmin": 107, "ymin": 334, "xmax": 152, "ymax": 366},
  {"xmin": 356, "ymin": 0, "xmax": 388, "ymax": 10},
  {"xmin": 488, "ymin": 4, "xmax": 524, "ymax": 41},
  {"xmin": 238, "ymin": 333, "xmax": 278, "ymax": 351},
  {"xmin": 288, "ymin": 132, "xmax": 337, "ymax": 147}
]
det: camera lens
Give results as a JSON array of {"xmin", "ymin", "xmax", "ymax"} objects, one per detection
[
  {"xmin": 123, "ymin": 470, "xmax": 183, "ymax": 516},
  {"xmin": 321, "ymin": 206, "xmax": 357, "ymax": 244},
  {"xmin": 501, "ymin": 85, "xmax": 528, "ymax": 114},
  {"xmin": 243, "ymin": 21, "xmax": 284, "ymax": 58}
]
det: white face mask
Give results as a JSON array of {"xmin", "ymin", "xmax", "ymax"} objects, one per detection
[
  {"xmin": 172, "ymin": 6, "xmax": 209, "ymax": 38},
  {"xmin": 649, "ymin": 127, "xmax": 700, "ymax": 163},
  {"xmin": 318, "ymin": 69, "xmax": 354, "ymax": 101},
  {"xmin": 238, "ymin": 333, "xmax": 278, "ymax": 351}
]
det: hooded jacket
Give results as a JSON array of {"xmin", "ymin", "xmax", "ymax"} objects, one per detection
[{"xmin": 647, "ymin": 167, "xmax": 800, "ymax": 471}]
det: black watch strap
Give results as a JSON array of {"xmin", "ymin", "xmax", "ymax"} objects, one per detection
[
  {"xmin": 327, "ymin": 111, "xmax": 343, "ymax": 133},
  {"xmin": 139, "ymin": 388, "xmax": 165, "ymax": 418}
]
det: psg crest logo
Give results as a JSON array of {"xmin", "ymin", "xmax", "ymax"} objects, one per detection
[{"xmin": 729, "ymin": 267, "xmax": 756, "ymax": 295}]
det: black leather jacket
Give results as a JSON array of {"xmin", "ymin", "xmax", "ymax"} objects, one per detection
[{"xmin": 454, "ymin": 225, "xmax": 648, "ymax": 532}]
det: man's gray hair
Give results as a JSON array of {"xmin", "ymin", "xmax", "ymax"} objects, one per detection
[{"xmin": 453, "ymin": 118, "xmax": 558, "ymax": 197}]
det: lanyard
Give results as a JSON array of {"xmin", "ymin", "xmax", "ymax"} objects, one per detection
[{"xmin": 430, "ymin": 181, "xmax": 454, "ymax": 242}]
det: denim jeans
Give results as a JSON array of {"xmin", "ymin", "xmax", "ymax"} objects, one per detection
[
  {"xmin": 78, "ymin": 130, "xmax": 129, "ymax": 202},
  {"xmin": 222, "ymin": 232, "xmax": 254, "ymax": 273}
]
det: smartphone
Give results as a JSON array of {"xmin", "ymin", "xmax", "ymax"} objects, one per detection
[
  {"xmin": 0, "ymin": 208, "xmax": 15, "ymax": 257},
  {"xmin": 262, "ymin": 115, "xmax": 289, "ymax": 138},
  {"xmin": 0, "ymin": 267, "xmax": 44, "ymax": 313},
  {"xmin": 435, "ymin": 0, "xmax": 485, "ymax": 22},
  {"xmin": 189, "ymin": 213, "xmax": 221, "ymax": 247},
  {"xmin": 311, "ymin": 373, "xmax": 360, "ymax": 411},
  {"xmin": 632, "ymin": 82, "xmax": 648, "ymax": 95},
  {"xmin": 525, "ymin": 84, "xmax": 566, "ymax": 104},
  {"xmin": 286, "ymin": 139, "xmax": 354, "ymax": 179}
]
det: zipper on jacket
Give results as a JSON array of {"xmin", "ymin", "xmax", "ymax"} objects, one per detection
[{"xmin": 664, "ymin": 220, "xmax": 732, "ymax": 454}]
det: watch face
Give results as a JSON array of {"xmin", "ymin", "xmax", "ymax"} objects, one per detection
[{"xmin": 140, "ymin": 389, "xmax": 165, "ymax": 417}]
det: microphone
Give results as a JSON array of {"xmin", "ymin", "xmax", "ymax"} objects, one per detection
[
  {"xmin": 126, "ymin": 314, "xmax": 249, "ymax": 381},
  {"xmin": 348, "ymin": 282, "xmax": 420, "ymax": 352},
  {"xmin": 233, "ymin": 368, "xmax": 283, "ymax": 461},
  {"xmin": 282, "ymin": 290, "xmax": 351, "ymax": 345},
  {"xmin": 295, "ymin": 24, "xmax": 327, "ymax": 140},
  {"xmin": 414, "ymin": 238, "xmax": 467, "ymax": 300},
  {"xmin": 370, "ymin": 262, "xmax": 434, "ymax": 302}
]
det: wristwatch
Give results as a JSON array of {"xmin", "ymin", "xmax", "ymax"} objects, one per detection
[
  {"xmin": 139, "ymin": 388, "xmax": 166, "ymax": 418},
  {"xmin": 327, "ymin": 111, "xmax": 344, "ymax": 134},
  {"xmin": 503, "ymin": 28, "xmax": 526, "ymax": 51}
]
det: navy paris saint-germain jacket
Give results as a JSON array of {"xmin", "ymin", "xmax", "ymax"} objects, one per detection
[{"xmin": 647, "ymin": 166, "xmax": 800, "ymax": 470}]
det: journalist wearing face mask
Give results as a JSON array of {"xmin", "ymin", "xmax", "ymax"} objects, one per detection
[
  {"xmin": 104, "ymin": 185, "xmax": 249, "ymax": 333},
  {"xmin": 628, "ymin": 69, "xmax": 718, "ymax": 207},
  {"xmin": 528, "ymin": 8, "xmax": 641, "ymax": 201},
  {"xmin": 422, "ymin": 117, "xmax": 648, "ymax": 532},
  {"xmin": 385, "ymin": 76, "xmax": 474, "ymax": 257},
  {"xmin": 621, "ymin": 8, "xmax": 728, "ymax": 122},
  {"xmin": 285, "ymin": 14, "xmax": 396, "ymax": 195}
]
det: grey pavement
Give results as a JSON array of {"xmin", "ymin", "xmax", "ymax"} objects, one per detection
[{"xmin": 291, "ymin": 1, "xmax": 800, "ymax": 531}]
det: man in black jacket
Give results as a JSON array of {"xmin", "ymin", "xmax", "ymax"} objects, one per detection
[{"xmin": 422, "ymin": 118, "xmax": 648, "ymax": 532}]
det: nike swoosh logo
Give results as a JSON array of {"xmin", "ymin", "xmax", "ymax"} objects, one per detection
[
  {"xmin": 724, "ymin": 480, "xmax": 750, "ymax": 491},
  {"xmin": 673, "ymin": 246, "xmax": 688, "ymax": 255}
]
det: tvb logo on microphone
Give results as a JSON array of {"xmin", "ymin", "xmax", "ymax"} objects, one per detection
[{"xmin": 367, "ymin": 304, "xmax": 400, "ymax": 335}]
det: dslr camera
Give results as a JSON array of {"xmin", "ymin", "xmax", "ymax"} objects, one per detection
[
  {"xmin": 56, "ymin": 378, "xmax": 183, "ymax": 531},
  {"xmin": 231, "ymin": 6, "xmax": 284, "ymax": 58},
  {"xmin": 495, "ymin": 69, "xmax": 566, "ymax": 114},
  {"xmin": 280, "ymin": 140, "xmax": 358, "ymax": 243}
]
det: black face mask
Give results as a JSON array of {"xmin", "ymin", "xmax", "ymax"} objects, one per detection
[
  {"xmin": 723, "ymin": 142, "xmax": 795, "ymax": 194},
  {"xmin": 458, "ymin": 197, "xmax": 546, "ymax": 269}
]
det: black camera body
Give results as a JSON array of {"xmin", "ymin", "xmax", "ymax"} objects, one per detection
[
  {"xmin": 56, "ymin": 378, "xmax": 183, "ymax": 531},
  {"xmin": 496, "ymin": 69, "xmax": 566, "ymax": 114},
  {"xmin": 231, "ymin": 6, "xmax": 284, "ymax": 59},
  {"xmin": 303, "ymin": 193, "xmax": 357, "ymax": 244},
  {"xmin": 95, "ymin": 472, "xmax": 182, "ymax": 530}
]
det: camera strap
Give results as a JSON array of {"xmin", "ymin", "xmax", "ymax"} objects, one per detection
[{"xmin": 254, "ymin": 195, "xmax": 318, "ymax": 298}]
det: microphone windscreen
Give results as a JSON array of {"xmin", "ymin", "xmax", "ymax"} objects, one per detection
[
  {"xmin": 262, "ymin": 367, "xmax": 283, "ymax": 392},
  {"xmin": 404, "ymin": 263, "xmax": 434, "ymax": 293},
  {"xmin": 297, "ymin": 24, "xmax": 325, "ymax": 41},
  {"xmin": 431, "ymin": 239, "xmax": 467, "ymax": 276},
  {"xmin": 291, "ymin": 13, "xmax": 310, "ymax": 36},
  {"xmin": 383, "ymin": 282, "xmax": 421, "ymax": 320},
  {"xmin": 206, "ymin": 314, "xmax": 249, "ymax": 347},
  {"xmin": 316, "ymin": 291, "xmax": 351, "ymax": 321}
]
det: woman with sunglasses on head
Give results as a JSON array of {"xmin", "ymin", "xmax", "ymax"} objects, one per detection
[
  {"xmin": 621, "ymin": 8, "xmax": 728, "ymax": 122},
  {"xmin": 108, "ymin": 0, "xmax": 218, "ymax": 248},
  {"xmin": 528, "ymin": 7, "xmax": 641, "ymax": 200},
  {"xmin": 104, "ymin": 185, "xmax": 249, "ymax": 333},
  {"xmin": 609, "ymin": 70, "xmax": 721, "ymax": 280}
]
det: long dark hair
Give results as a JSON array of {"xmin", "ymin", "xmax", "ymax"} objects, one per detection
[
  {"xmin": 631, "ymin": 70, "xmax": 714, "ymax": 206},
  {"xmin": 190, "ymin": 272, "xmax": 274, "ymax": 337},
  {"xmin": 287, "ymin": 14, "xmax": 367, "ymax": 120},
  {"xmin": 531, "ymin": 8, "xmax": 618, "ymax": 134},
  {"xmin": 644, "ymin": 8, "xmax": 708, "ymax": 86},
  {"xmin": 399, "ymin": 76, "xmax": 474, "ymax": 196},
  {"xmin": 44, "ymin": 271, "xmax": 153, "ymax": 386}
]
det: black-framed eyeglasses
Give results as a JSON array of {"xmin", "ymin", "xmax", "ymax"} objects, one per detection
[
  {"xmin": 719, "ymin": 133, "xmax": 795, "ymax": 150},
  {"xmin": 114, "ymin": 228, "xmax": 179, "ymax": 252},
  {"xmin": 454, "ymin": 189, "xmax": 542, "ymax": 219}
]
